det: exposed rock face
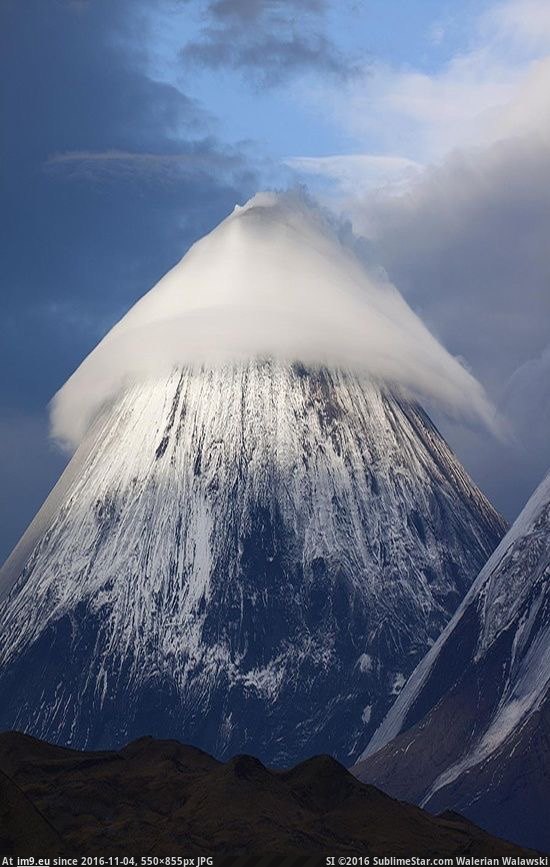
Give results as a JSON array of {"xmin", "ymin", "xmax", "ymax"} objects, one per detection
[
  {"xmin": 353, "ymin": 472, "xmax": 550, "ymax": 852},
  {"xmin": 0, "ymin": 361, "xmax": 505, "ymax": 763}
]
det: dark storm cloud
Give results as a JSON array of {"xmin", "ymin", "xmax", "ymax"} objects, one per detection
[
  {"xmin": 0, "ymin": 0, "xmax": 257, "ymax": 561},
  {"xmin": 0, "ymin": 413, "xmax": 68, "ymax": 558},
  {"xmin": 1, "ymin": 0, "xmax": 255, "ymax": 408},
  {"xmin": 367, "ymin": 138, "xmax": 550, "ymax": 389},
  {"xmin": 181, "ymin": 0, "xmax": 356, "ymax": 85},
  {"xmin": 209, "ymin": 0, "xmax": 327, "ymax": 22},
  {"xmin": 361, "ymin": 135, "xmax": 550, "ymax": 518}
]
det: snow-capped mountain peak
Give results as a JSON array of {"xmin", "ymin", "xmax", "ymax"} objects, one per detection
[{"xmin": 0, "ymin": 195, "xmax": 506, "ymax": 764}]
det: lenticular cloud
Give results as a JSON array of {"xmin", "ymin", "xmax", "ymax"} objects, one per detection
[{"xmin": 51, "ymin": 191, "xmax": 498, "ymax": 449}]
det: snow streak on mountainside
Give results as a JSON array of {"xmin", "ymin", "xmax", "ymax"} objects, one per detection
[
  {"xmin": 353, "ymin": 472, "xmax": 550, "ymax": 851},
  {"xmin": 0, "ymin": 362, "xmax": 506, "ymax": 763}
]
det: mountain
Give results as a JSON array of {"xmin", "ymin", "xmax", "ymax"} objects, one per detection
[
  {"xmin": 0, "ymin": 194, "xmax": 506, "ymax": 764},
  {"xmin": 0, "ymin": 731, "xmax": 535, "ymax": 856},
  {"xmin": 0, "ymin": 364, "xmax": 505, "ymax": 764},
  {"xmin": 353, "ymin": 472, "xmax": 550, "ymax": 852}
]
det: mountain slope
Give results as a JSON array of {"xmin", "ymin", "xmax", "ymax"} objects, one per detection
[
  {"xmin": 0, "ymin": 731, "xmax": 534, "ymax": 856},
  {"xmin": 353, "ymin": 472, "xmax": 550, "ymax": 851},
  {"xmin": 0, "ymin": 362, "xmax": 505, "ymax": 764},
  {"xmin": 0, "ymin": 193, "xmax": 506, "ymax": 764}
]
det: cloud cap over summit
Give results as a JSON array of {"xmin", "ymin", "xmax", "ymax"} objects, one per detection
[{"xmin": 51, "ymin": 192, "xmax": 498, "ymax": 449}]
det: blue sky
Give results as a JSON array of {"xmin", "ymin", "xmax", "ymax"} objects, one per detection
[
  {"xmin": 145, "ymin": 0, "xmax": 497, "ymax": 165},
  {"xmin": 1, "ymin": 0, "xmax": 550, "ymax": 561}
]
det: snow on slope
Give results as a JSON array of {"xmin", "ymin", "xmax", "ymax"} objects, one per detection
[
  {"xmin": 353, "ymin": 472, "xmax": 550, "ymax": 850},
  {"xmin": 0, "ymin": 362, "xmax": 506, "ymax": 764},
  {"xmin": 360, "ymin": 471, "xmax": 550, "ymax": 763}
]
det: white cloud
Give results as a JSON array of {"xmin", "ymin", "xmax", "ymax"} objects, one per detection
[
  {"xmin": 50, "ymin": 191, "xmax": 498, "ymax": 450},
  {"xmin": 284, "ymin": 154, "xmax": 421, "ymax": 197},
  {"xmin": 481, "ymin": 0, "xmax": 550, "ymax": 51},
  {"xmin": 294, "ymin": 0, "xmax": 550, "ymax": 169}
]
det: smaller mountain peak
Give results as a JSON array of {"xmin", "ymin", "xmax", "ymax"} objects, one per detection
[
  {"xmin": 121, "ymin": 737, "xmax": 219, "ymax": 770},
  {"xmin": 280, "ymin": 752, "xmax": 371, "ymax": 813},
  {"xmin": 287, "ymin": 753, "xmax": 349, "ymax": 777},
  {"xmin": 353, "ymin": 468, "xmax": 550, "ymax": 852},
  {"xmin": 224, "ymin": 754, "xmax": 269, "ymax": 781}
]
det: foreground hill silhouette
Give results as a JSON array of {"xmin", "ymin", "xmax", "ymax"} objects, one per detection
[{"xmin": 0, "ymin": 731, "xmax": 535, "ymax": 856}]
